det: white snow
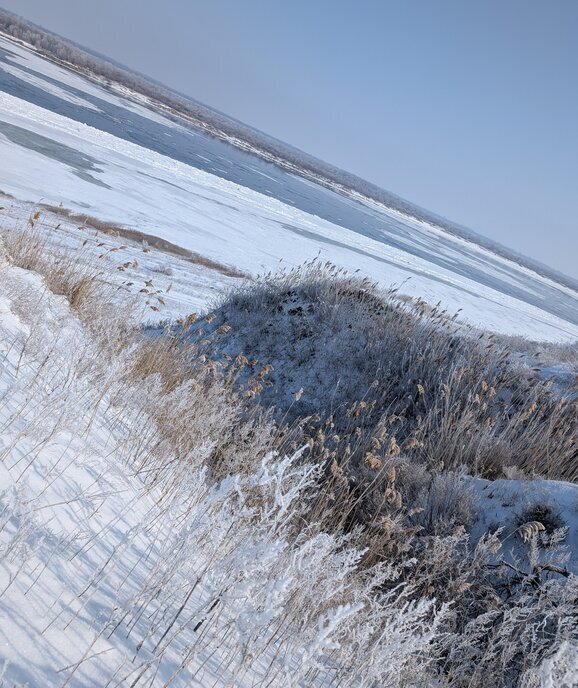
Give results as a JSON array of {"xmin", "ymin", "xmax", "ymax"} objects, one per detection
[
  {"xmin": 468, "ymin": 477, "xmax": 578, "ymax": 573},
  {"xmin": 0, "ymin": 254, "xmax": 312, "ymax": 686}
]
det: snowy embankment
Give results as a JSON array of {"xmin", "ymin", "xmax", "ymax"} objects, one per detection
[
  {"xmin": 0, "ymin": 220, "xmax": 576, "ymax": 685},
  {"xmin": 0, "ymin": 240, "xmax": 447, "ymax": 686}
]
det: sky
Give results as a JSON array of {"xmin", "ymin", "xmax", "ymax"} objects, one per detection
[{"xmin": 2, "ymin": 0, "xmax": 577, "ymax": 279}]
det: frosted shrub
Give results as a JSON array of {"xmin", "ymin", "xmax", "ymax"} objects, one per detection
[
  {"xmin": 182, "ymin": 262, "xmax": 577, "ymax": 482},
  {"xmin": 115, "ymin": 450, "xmax": 447, "ymax": 687},
  {"xmin": 443, "ymin": 573, "xmax": 578, "ymax": 687},
  {"xmin": 523, "ymin": 640, "xmax": 578, "ymax": 688}
]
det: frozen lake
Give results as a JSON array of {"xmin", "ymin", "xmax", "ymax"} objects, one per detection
[{"xmin": 0, "ymin": 35, "xmax": 577, "ymax": 341}]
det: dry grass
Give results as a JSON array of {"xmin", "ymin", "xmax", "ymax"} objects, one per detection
[
  {"xmin": 3, "ymin": 211, "xmax": 102, "ymax": 309},
  {"xmin": 40, "ymin": 203, "xmax": 249, "ymax": 279},
  {"xmin": 181, "ymin": 262, "xmax": 577, "ymax": 483},
  {"xmin": 494, "ymin": 331, "xmax": 578, "ymax": 367}
]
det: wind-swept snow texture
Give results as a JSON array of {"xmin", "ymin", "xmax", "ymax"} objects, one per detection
[{"xmin": 0, "ymin": 34, "xmax": 577, "ymax": 343}]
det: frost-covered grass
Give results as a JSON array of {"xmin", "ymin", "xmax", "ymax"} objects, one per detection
[
  {"xmin": 0, "ymin": 216, "xmax": 576, "ymax": 686},
  {"xmin": 0, "ymin": 201, "xmax": 244, "ymax": 321},
  {"xmin": 178, "ymin": 262, "xmax": 577, "ymax": 482}
]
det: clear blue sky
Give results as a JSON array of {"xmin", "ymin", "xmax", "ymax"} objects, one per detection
[{"xmin": 2, "ymin": 0, "xmax": 577, "ymax": 278}]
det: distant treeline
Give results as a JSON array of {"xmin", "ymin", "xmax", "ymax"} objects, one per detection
[{"xmin": 0, "ymin": 8, "xmax": 576, "ymax": 291}]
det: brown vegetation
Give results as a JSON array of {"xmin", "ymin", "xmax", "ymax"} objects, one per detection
[{"xmin": 40, "ymin": 203, "xmax": 248, "ymax": 278}]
